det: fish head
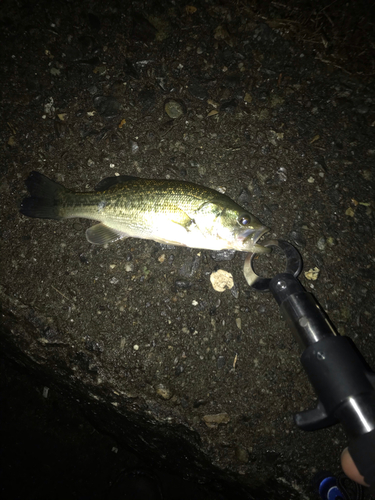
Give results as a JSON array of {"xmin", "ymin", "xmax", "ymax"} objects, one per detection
[{"xmin": 215, "ymin": 207, "xmax": 270, "ymax": 253}]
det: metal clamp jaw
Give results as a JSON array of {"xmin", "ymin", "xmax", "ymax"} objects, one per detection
[{"xmin": 243, "ymin": 239, "xmax": 303, "ymax": 291}]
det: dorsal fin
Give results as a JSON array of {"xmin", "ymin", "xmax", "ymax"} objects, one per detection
[{"xmin": 94, "ymin": 175, "xmax": 139, "ymax": 192}]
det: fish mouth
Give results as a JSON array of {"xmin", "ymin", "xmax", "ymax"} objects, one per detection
[{"xmin": 241, "ymin": 226, "xmax": 271, "ymax": 253}]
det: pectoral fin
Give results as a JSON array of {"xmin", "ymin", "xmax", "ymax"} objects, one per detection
[
  {"xmin": 86, "ymin": 223, "xmax": 129, "ymax": 245},
  {"xmin": 170, "ymin": 207, "xmax": 196, "ymax": 230}
]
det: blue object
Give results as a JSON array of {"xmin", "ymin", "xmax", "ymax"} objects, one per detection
[{"xmin": 319, "ymin": 476, "xmax": 344, "ymax": 500}]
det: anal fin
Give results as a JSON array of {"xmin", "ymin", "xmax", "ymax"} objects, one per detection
[{"xmin": 86, "ymin": 223, "xmax": 129, "ymax": 245}]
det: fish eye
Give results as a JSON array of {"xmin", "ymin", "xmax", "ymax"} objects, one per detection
[{"xmin": 239, "ymin": 215, "xmax": 251, "ymax": 226}]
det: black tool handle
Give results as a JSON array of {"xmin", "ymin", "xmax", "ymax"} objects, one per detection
[{"xmin": 269, "ymin": 272, "xmax": 375, "ymax": 487}]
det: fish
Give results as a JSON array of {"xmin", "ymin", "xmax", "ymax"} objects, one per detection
[{"xmin": 19, "ymin": 171, "xmax": 270, "ymax": 253}]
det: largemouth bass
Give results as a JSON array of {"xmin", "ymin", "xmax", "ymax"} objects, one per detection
[{"xmin": 20, "ymin": 171, "xmax": 270, "ymax": 253}]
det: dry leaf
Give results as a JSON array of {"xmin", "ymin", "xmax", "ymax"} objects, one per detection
[
  {"xmin": 304, "ymin": 267, "xmax": 320, "ymax": 280},
  {"xmin": 244, "ymin": 93, "xmax": 252, "ymax": 103},
  {"xmin": 210, "ymin": 269, "xmax": 234, "ymax": 292},
  {"xmin": 345, "ymin": 207, "xmax": 355, "ymax": 217},
  {"xmin": 185, "ymin": 5, "xmax": 197, "ymax": 14}
]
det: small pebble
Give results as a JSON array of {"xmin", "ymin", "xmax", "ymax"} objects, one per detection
[
  {"xmin": 217, "ymin": 356, "xmax": 226, "ymax": 369},
  {"xmin": 93, "ymin": 95, "xmax": 121, "ymax": 118},
  {"xmin": 235, "ymin": 445, "xmax": 249, "ymax": 463},
  {"xmin": 210, "ymin": 249, "xmax": 236, "ymax": 262},
  {"xmin": 202, "ymin": 413, "xmax": 230, "ymax": 428},
  {"xmin": 231, "ymin": 283, "xmax": 240, "ymax": 299},
  {"xmin": 175, "ymin": 279, "xmax": 191, "ymax": 289},
  {"xmin": 164, "ymin": 99, "xmax": 185, "ymax": 119},
  {"xmin": 155, "ymin": 383, "xmax": 172, "ymax": 400},
  {"xmin": 327, "ymin": 236, "xmax": 337, "ymax": 246},
  {"xmin": 317, "ymin": 236, "xmax": 326, "ymax": 250}
]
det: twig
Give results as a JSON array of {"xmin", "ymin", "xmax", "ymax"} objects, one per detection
[
  {"xmin": 51, "ymin": 285, "xmax": 71, "ymax": 302},
  {"xmin": 316, "ymin": 0, "xmax": 339, "ymax": 16}
]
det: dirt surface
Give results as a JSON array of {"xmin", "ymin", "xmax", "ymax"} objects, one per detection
[{"xmin": 1, "ymin": 0, "xmax": 374, "ymax": 499}]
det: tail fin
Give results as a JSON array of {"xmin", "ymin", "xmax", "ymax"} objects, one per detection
[{"xmin": 20, "ymin": 171, "xmax": 67, "ymax": 220}]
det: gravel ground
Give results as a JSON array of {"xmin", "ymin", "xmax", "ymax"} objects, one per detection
[{"xmin": 1, "ymin": 1, "xmax": 374, "ymax": 499}]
